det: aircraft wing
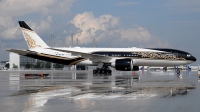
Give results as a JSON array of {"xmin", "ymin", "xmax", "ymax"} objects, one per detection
[{"xmin": 48, "ymin": 48, "xmax": 112, "ymax": 62}]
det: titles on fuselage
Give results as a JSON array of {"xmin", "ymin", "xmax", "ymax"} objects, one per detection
[{"xmin": 92, "ymin": 51, "xmax": 186, "ymax": 60}]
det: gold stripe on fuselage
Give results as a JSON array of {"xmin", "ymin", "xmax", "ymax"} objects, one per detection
[{"xmin": 38, "ymin": 53, "xmax": 78, "ymax": 60}]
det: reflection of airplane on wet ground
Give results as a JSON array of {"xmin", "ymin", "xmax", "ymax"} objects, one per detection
[
  {"xmin": 7, "ymin": 21, "xmax": 196, "ymax": 74},
  {"xmin": 6, "ymin": 70, "xmax": 196, "ymax": 112},
  {"xmin": 10, "ymin": 70, "xmax": 195, "ymax": 96},
  {"xmin": 140, "ymin": 65, "xmax": 196, "ymax": 71}
]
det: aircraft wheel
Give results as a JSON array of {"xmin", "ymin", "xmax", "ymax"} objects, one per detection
[
  {"xmin": 107, "ymin": 70, "xmax": 112, "ymax": 74},
  {"xmin": 97, "ymin": 70, "xmax": 101, "ymax": 74},
  {"xmin": 93, "ymin": 70, "xmax": 97, "ymax": 74},
  {"xmin": 101, "ymin": 70, "xmax": 105, "ymax": 74}
]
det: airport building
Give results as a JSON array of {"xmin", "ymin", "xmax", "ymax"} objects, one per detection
[
  {"xmin": 20, "ymin": 55, "xmax": 36, "ymax": 68},
  {"xmin": 9, "ymin": 53, "xmax": 86, "ymax": 70},
  {"xmin": 9, "ymin": 52, "xmax": 20, "ymax": 69},
  {"xmin": 9, "ymin": 52, "xmax": 52, "ymax": 69}
]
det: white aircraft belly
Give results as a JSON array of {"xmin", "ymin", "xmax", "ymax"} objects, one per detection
[
  {"xmin": 134, "ymin": 59, "xmax": 191, "ymax": 66},
  {"xmin": 77, "ymin": 59, "xmax": 97, "ymax": 66}
]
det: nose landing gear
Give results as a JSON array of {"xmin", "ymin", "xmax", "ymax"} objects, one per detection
[{"xmin": 174, "ymin": 66, "xmax": 181, "ymax": 78}]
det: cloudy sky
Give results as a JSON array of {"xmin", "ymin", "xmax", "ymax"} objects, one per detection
[{"xmin": 0, "ymin": 0, "xmax": 199, "ymax": 65}]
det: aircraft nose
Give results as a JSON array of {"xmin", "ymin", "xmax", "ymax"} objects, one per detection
[{"xmin": 192, "ymin": 56, "xmax": 197, "ymax": 62}]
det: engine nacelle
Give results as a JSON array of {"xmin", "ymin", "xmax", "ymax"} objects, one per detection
[{"xmin": 111, "ymin": 59, "xmax": 139, "ymax": 71}]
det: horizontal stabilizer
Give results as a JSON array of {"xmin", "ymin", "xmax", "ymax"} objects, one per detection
[{"xmin": 6, "ymin": 49, "xmax": 37, "ymax": 56}]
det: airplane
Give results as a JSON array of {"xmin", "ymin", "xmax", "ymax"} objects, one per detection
[{"xmin": 7, "ymin": 21, "xmax": 197, "ymax": 74}]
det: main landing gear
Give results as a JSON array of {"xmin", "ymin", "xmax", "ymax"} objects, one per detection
[
  {"xmin": 93, "ymin": 63, "xmax": 112, "ymax": 74},
  {"xmin": 93, "ymin": 68, "xmax": 112, "ymax": 74}
]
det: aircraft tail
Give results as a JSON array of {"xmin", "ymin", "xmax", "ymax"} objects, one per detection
[{"xmin": 18, "ymin": 21, "xmax": 49, "ymax": 49}]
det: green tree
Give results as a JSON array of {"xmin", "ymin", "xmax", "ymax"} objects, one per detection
[
  {"xmin": 55, "ymin": 63, "xmax": 62, "ymax": 68},
  {"xmin": 34, "ymin": 62, "xmax": 41, "ymax": 68},
  {"xmin": 25, "ymin": 63, "xmax": 30, "ymax": 68},
  {"xmin": 5, "ymin": 63, "xmax": 9, "ymax": 68},
  {"xmin": 45, "ymin": 62, "xmax": 51, "ymax": 68},
  {"xmin": 13, "ymin": 63, "xmax": 18, "ymax": 68}
]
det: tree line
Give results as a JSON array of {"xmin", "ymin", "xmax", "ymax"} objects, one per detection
[
  {"xmin": 25, "ymin": 62, "xmax": 63, "ymax": 69},
  {"xmin": 4, "ymin": 62, "xmax": 63, "ymax": 69}
]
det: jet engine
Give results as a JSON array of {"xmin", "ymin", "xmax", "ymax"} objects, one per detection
[{"xmin": 111, "ymin": 59, "xmax": 139, "ymax": 71}]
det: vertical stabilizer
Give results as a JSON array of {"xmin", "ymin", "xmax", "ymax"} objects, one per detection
[{"xmin": 18, "ymin": 21, "xmax": 49, "ymax": 49}]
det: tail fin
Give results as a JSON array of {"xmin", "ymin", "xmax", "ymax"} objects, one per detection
[{"xmin": 18, "ymin": 21, "xmax": 49, "ymax": 49}]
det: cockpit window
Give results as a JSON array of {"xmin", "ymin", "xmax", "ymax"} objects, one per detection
[{"xmin": 187, "ymin": 54, "xmax": 191, "ymax": 57}]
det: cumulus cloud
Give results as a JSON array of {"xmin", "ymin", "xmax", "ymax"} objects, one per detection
[
  {"xmin": 120, "ymin": 27, "xmax": 151, "ymax": 42},
  {"xmin": 69, "ymin": 11, "xmax": 169, "ymax": 48},
  {"xmin": 0, "ymin": 16, "xmax": 19, "ymax": 39},
  {"xmin": 0, "ymin": 0, "xmax": 75, "ymax": 40},
  {"xmin": 27, "ymin": 17, "xmax": 52, "ymax": 33},
  {"xmin": 0, "ymin": 16, "xmax": 52, "ymax": 40},
  {"xmin": 70, "ymin": 12, "xmax": 120, "ymax": 44},
  {"xmin": 0, "ymin": 0, "xmax": 74, "ymax": 16}
]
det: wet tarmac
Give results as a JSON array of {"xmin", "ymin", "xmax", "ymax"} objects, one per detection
[{"xmin": 0, "ymin": 70, "xmax": 199, "ymax": 112}]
